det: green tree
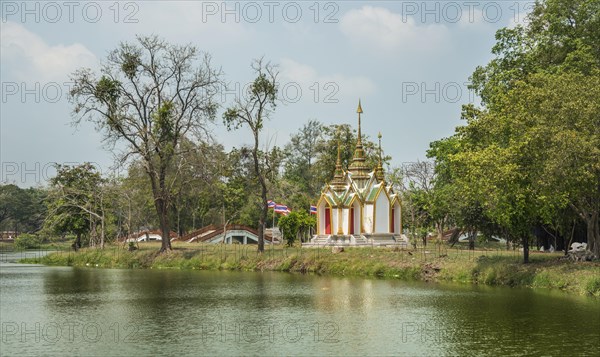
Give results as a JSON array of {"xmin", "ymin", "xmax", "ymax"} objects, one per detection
[
  {"xmin": 44, "ymin": 163, "xmax": 106, "ymax": 249},
  {"xmin": 284, "ymin": 120, "xmax": 324, "ymax": 198},
  {"xmin": 502, "ymin": 73, "xmax": 600, "ymax": 257},
  {"xmin": 169, "ymin": 139, "xmax": 228, "ymax": 235},
  {"xmin": 0, "ymin": 185, "xmax": 46, "ymax": 234},
  {"xmin": 428, "ymin": 0, "xmax": 600, "ymax": 262},
  {"xmin": 428, "ymin": 131, "xmax": 503, "ymax": 250},
  {"xmin": 278, "ymin": 210, "xmax": 315, "ymax": 246},
  {"xmin": 471, "ymin": 0, "xmax": 600, "ymax": 106},
  {"xmin": 0, "ymin": 185, "xmax": 28, "ymax": 228},
  {"xmin": 393, "ymin": 161, "xmax": 436, "ymax": 247},
  {"xmin": 118, "ymin": 162, "xmax": 158, "ymax": 236}
]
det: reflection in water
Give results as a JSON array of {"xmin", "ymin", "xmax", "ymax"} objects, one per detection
[
  {"xmin": 313, "ymin": 277, "xmax": 375, "ymax": 314},
  {"xmin": 1, "ymin": 264, "xmax": 599, "ymax": 356}
]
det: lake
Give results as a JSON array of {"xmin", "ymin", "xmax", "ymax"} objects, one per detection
[{"xmin": 1, "ymin": 251, "xmax": 599, "ymax": 356}]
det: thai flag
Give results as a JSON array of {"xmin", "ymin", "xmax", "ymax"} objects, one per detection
[
  {"xmin": 267, "ymin": 200, "xmax": 276, "ymax": 208},
  {"xmin": 274, "ymin": 205, "xmax": 290, "ymax": 215},
  {"xmin": 310, "ymin": 205, "xmax": 317, "ymax": 214}
]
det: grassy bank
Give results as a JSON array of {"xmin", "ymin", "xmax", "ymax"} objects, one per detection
[
  {"xmin": 19, "ymin": 243, "xmax": 600, "ymax": 296},
  {"xmin": 0, "ymin": 240, "xmax": 74, "ymax": 252}
]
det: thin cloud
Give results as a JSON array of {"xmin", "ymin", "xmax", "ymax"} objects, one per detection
[
  {"xmin": 339, "ymin": 6, "xmax": 449, "ymax": 54},
  {"xmin": 129, "ymin": 2, "xmax": 253, "ymax": 45},
  {"xmin": 279, "ymin": 58, "xmax": 376, "ymax": 101},
  {"xmin": 1, "ymin": 21, "xmax": 97, "ymax": 83}
]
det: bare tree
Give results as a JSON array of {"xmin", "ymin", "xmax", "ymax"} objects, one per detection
[
  {"xmin": 392, "ymin": 161, "xmax": 437, "ymax": 247},
  {"xmin": 70, "ymin": 35, "xmax": 223, "ymax": 252}
]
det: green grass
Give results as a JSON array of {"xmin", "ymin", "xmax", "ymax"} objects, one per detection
[
  {"xmin": 1, "ymin": 240, "xmax": 73, "ymax": 252},
  {"xmin": 18, "ymin": 242, "xmax": 600, "ymax": 297}
]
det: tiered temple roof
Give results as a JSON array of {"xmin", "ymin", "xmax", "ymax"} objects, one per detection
[
  {"xmin": 347, "ymin": 100, "xmax": 372, "ymax": 189},
  {"xmin": 319, "ymin": 101, "xmax": 398, "ymax": 208}
]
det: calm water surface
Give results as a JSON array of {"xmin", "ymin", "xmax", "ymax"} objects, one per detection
[{"xmin": 1, "ymin": 252, "xmax": 599, "ymax": 356}]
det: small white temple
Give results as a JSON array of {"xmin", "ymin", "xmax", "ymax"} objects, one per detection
[{"xmin": 304, "ymin": 101, "xmax": 406, "ymax": 247}]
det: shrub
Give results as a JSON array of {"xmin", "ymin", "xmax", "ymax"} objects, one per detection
[
  {"xmin": 585, "ymin": 276, "xmax": 600, "ymax": 296},
  {"xmin": 14, "ymin": 234, "xmax": 44, "ymax": 249}
]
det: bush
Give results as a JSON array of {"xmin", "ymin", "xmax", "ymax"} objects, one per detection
[
  {"xmin": 585, "ymin": 276, "xmax": 600, "ymax": 296},
  {"xmin": 14, "ymin": 234, "xmax": 44, "ymax": 249}
]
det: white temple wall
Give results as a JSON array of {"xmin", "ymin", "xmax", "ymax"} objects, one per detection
[
  {"xmin": 318, "ymin": 202, "xmax": 326, "ymax": 235},
  {"xmin": 364, "ymin": 204, "xmax": 374, "ymax": 233},
  {"xmin": 375, "ymin": 192, "xmax": 390, "ymax": 233},
  {"xmin": 342, "ymin": 208, "xmax": 350, "ymax": 235},
  {"xmin": 393, "ymin": 202, "xmax": 402, "ymax": 234},
  {"xmin": 332, "ymin": 208, "xmax": 339, "ymax": 234},
  {"xmin": 353, "ymin": 202, "xmax": 361, "ymax": 234}
]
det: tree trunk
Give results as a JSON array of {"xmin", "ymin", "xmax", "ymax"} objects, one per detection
[
  {"xmin": 586, "ymin": 212, "xmax": 599, "ymax": 258},
  {"xmin": 252, "ymin": 131, "xmax": 267, "ymax": 253},
  {"xmin": 570, "ymin": 204, "xmax": 599, "ymax": 258},
  {"xmin": 257, "ymin": 220, "xmax": 265, "ymax": 252},
  {"xmin": 90, "ymin": 219, "xmax": 97, "ymax": 247},
  {"xmin": 156, "ymin": 197, "xmax": 172, "ymax": 253},
  {"xmin": 469, "ymin": 231, "xmax": 475, "ymax": 250},
  {"xmin": 257, "ymin": 191, "xmax": 267, "ymax": 253},
  {"xmin": 99, "ymin": 195, "xmax": 105, "ymax": 249},
  {"xmin": 148, "ymin": 162, "xmax": 172, "ymax": 253},
  {"xmin": 593, "ymin": 213, "xmax": 598, "ymax": 256},
  {"xmin": 160, "ymin": 205, "xmax": 171, "ymax": 253},
  {"xmin": 100, "ymin": 216, "xmax": 105, "ymax": 249},
  {"xmin": 522, "ymin": 235, "xmax": 529, "ymax": 264},
  {"xmin": 565, "ymin": 220, "xmax": 576, "ymax": 256},
  {"xmin": 74, "ymin": 233, "xmax": 81, "ymax": 251},
  {"xmin": 449, "ymin": 229, "xmax": 461, "ymax": 248}
]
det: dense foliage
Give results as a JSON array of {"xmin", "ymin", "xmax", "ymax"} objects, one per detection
[
  {"xmin": 428, "ymin": 0, "xmax": 600, "ymax": 262},
  {"xmin": 0, "ymin": 116, "xmax": 385, "ymax": 248}
]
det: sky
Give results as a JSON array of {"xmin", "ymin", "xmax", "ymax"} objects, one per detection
[{"xmin": 1, "ymin": 1, "xmax": 531, "ymax": 187}]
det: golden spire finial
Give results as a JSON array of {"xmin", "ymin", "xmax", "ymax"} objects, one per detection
[
  {"xmin": 349, "ymin": 99, "xmax": 370, "ymax": 187},
  {"xmin": 356, "ymin": 99, "xmax": 363, "ymax": 145},
  {"xmin": 378, "ymin": 132, "xmax": 382, "ymax": 163},
  {"xmin": 336, "ymin": 138, "xmax": 342, "ymax": 166},
  {"xmin": 375, "ymin": 132, "xmax": 385, "ymax": 182},
  {"xmin": 331, "ymin": 134, "xmax": 346, "ymax": 192}
]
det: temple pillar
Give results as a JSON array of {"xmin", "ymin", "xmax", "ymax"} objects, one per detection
[{"xmin": 337, "ymin": 207, "xmax": 344, "ymax": 235}]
